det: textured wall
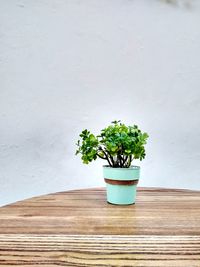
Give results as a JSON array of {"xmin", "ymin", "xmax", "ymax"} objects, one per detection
[{"xmin": 0, "ymin": 0, "xmax": 200, "ymax": 206}]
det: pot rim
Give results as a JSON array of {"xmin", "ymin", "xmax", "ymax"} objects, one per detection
[{"xmin": 103, "ymin": 165, "xmax": 140, "ymax": 170}]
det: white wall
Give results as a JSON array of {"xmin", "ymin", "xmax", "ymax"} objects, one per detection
[{"xmin": 0, "ymin": 0, "xmax": 200, "ymax": 206}]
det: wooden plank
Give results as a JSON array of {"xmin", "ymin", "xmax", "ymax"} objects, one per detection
[{"xmin": 0, "ymin": 234, "xmax": 200, "ymax": 267}]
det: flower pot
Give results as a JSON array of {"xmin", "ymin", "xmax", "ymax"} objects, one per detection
[{"xmin": 103, "ymin": 165, "xmax": 140, "ymax": 205}]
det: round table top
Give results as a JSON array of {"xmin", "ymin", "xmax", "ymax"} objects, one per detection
[{"xmin": 0, "ymin": 187, "xmax": 200, "ymax": 266}]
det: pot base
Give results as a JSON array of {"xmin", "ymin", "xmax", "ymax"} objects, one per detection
[{"xmin": 105, "ymin": 183, "xmax": 137, "ymax": 205}]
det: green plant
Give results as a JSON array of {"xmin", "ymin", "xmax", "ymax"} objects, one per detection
[{"xmin": 76, "ymin": 120, "xmax": 149, "ymax": 168}]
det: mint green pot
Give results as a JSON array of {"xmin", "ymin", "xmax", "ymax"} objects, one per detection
[{"xmin": 103, "ymin": 165, "xmax": 140, "ymax": 205}]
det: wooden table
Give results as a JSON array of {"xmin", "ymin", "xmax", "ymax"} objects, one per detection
[{"xmin": 0, "ymin": 187, "xmax": 200, "ymax": 266}]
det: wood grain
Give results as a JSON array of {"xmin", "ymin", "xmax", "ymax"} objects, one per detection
[
  {"xmin": 0, "ymin": 187, "xmax": 200, "ymax": 266},
  {"xmin": 0, "ymin": 234, "xmax": 200, "ymax": 266},
  {"xmin": 1, "ymin": 187, "xmax": 200, "ymax": 235}
]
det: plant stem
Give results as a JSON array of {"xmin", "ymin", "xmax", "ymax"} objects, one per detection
[
  {"xmin": 101, "ymin": 149, "xmax": 113, "ymax": 167},
  {"xmin": 123, "ymin": 155, "xmax": 128, "ymax": 166},
  {"xmin": 105, "ymin": 150, "xmax": 115, "ymax": 167},
  {"xmin": 118, "ymin": 154, "xmax": 123, "ymax": 167},
  {"xmin": 127, "ymin": 155, "xmax": 132, "ymax": 167}
]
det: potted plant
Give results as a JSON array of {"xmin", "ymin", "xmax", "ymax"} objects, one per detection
[{"xmin": 76, "ymin": 120, "xmax": 149, "ymax": 205}]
